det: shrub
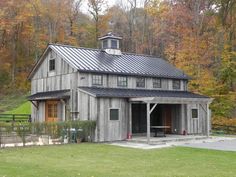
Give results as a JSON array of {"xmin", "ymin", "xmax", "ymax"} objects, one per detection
[{"xmin": 0, "ymin": 120, "xmax": 96, "ymax": 146}]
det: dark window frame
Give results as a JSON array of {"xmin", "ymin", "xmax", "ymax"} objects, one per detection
[
  {"xmin": 136, "ymin": 77, "xmax": 145, "ymax": 88},
  {"xmin": 109, "ymin": 108, "xmax": 119, "ymax": 121},
  {"xmin": 92, "ymin": 74, "xmax": 103, "ymax": 86},
  {"xmin": 117, "ymin": 76, "xmax": 128, "ymax": 87},
  {"xmin": 49, "ymin": 59, "xmax": 55, "ymax": 71},
  {"xmin": 192, "ymin": 109, "xmax": 198, "ymax": 119},
  {"xmin": 173, "ymin": 80, "xmax": 181, "ymax": 90},
  {"xmin": 153, "ymin": 78, "xmax": 162, "ymax": 88}
]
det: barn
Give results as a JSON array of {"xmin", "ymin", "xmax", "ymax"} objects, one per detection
[{"xmin": 28, "ymin": 32, "xmax": 212, "ymax": 142}]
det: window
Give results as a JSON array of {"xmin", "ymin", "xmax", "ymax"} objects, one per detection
[
  {"xmin": 111, "ymin": 40, "xmax": 118, "ymax": 49},
  {"xmin": 92, "ymin": 74, "xmax": 103, "ymax": 86},
  {"xmin": 153, "ymin": 78, "xmax": 161, "ymax": 88},
  {"xmin": 173, "ymin": 80, "xmax": 180, "ymax": 90},
  {"xmin": 136, "ymin": 77, "xmax": 145, "ymax": 88},
  {"xmin": 110, "ymin": 109, "xmax": 119, "ymax": 120},
  {"xmin": 49, "ymin": 59, "xmax": 55, "ymax": 71},
  {"xmin": 192, "ymin": 109, "xmax": 198, "ymax": 119},
  {"xmin": 48, "ymin": 103, "xmax": 57, "ymax": 118},
  {"xmin": 117, "ymin": 76, "xmax": 127, "ymax": 87},
  {"xmin": 103, "ymin": 40, "xmax": 108, "ymax": 48}
]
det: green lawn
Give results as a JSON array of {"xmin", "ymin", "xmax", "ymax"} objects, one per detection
[
  {"xmin": 0, "ymin": 144, "xmax": 236, "ymax": 177},
  {"xmin": 0, "ymin": 93, "xmax": 30, "ymax": 114},
  {"xmin": 4, "ymin": 101, "xmax": 31, "ymax": 114}
]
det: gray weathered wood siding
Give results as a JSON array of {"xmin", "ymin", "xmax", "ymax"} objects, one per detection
[
  {"xmin": 31, "ymin": 50, "xmax": 78, "ymax": 121},
  {"xmin": 186, "ymin": 103, "xmax": 207, "ymax": 135},
  {"xmin": 31, "ymin": 50, "xmax": 77, "ymax": 94},
  {"xmin": 78, "ymin": 90, "xmax": 129, "ymax": 142},
  {"xmin": 78, "ymin": 73, "xmax": 187, "ymax": 91}
]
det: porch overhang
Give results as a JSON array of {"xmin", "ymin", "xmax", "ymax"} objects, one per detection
[
  {"xmin": 130, "ymin": 97, "xmax": 213, "ymax": 104},
  {"xmin": 28, "ymin": 89, "xmax": 70, "ymax": 101}
]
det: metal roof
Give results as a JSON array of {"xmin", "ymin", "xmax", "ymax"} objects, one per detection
[
  {"xmin": 79, "ymin": 87, "xmax": 209, "ymax": 99},
  {"xmin": 49, "ymin": 44, "xmax": 189, "ymax": 79},
  {"xmin": 28, "ymin": 90, "xmax": 70, "ymax": 101}
]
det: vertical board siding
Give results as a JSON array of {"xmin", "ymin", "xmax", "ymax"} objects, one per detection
[
  {"xmin": 79, "ymin": 93, "xmax": 129, "ymax": 142},
  {"xmin": 31, "ymin": 50, "xmax": 77, "ymax": 122},
  {"xmin": 78, "ymin": 73, "xmax": 186, "ymax": 91},
  {"xmin": 186, "ymin": 103, "xmax": 207, "ymax": 135}
]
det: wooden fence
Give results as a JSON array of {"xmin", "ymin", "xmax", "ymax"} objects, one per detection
[
  {"xmin": 212, "ymin": 124, "xmax": 236, "ymax": 135},
  {"xmin": 0, "ymin": 114, "xmax": 31, "ymax": 122}
]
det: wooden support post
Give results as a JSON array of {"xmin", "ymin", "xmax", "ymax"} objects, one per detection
[
  {"xmin": 129, "ymin": 102, "xmax": 132, "ymax": 137},
  {"xmin": 147, "ymin": 103, "xmax": 150, "ymax": 144},
  {"xmin": 206, "ymin": 103, "xmax": 210, "ymax": 137}
]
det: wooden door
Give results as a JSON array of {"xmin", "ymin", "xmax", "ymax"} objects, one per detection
[
  {"xmin": 45, "ymin": 100, "xmax": 59, "ymax": 122},
  {"xmin": 164, "ymin": 105, "xmax": 172, "ymax": 134}
]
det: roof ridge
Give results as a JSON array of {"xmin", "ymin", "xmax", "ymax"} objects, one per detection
[
  {"xmin": 49, "ymin": 43, "xmax": 162, "ymax": 58},
  {"xmin": 48, "ymin": 43, "xmax": 101, "ymax": 51}
]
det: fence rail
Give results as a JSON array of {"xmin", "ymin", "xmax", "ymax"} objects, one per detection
[
  {"xmin": 0, "ymin": 114, "xmax": 31, "ymax": 122},
  {"xmin": 212, "ymin": 124, "xmax": 236, "ymax": 135}
]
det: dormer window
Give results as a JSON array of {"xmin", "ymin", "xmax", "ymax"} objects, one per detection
[{"xmin": 111, "ymin": 40, "xmax": 118, "ymax": 49}]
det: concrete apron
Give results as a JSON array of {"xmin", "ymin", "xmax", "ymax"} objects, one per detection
[{"xmin": 108, "ymin": 136, "xmax": 236, "ymax": 150}]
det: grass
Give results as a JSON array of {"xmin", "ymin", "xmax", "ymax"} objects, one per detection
[
  {"xmin": 0, "ymin": 93, "xmax": 30, "ymax": 114},
  {"xmin": 0, "ymin": 144, "xmax": 236, "ymax": 177},
  {"xmin": 3, "ymin": 101, "xmax": 31, "ymax": 114}
]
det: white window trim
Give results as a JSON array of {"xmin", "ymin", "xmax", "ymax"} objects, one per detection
[{"xmin": 108, "ymin": 108, "xmax": 120, "ymax": 121}]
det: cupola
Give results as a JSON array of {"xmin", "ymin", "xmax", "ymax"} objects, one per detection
[{"xmin": 98, "ymin": 32, "xmax": 122, "ymax": 55}]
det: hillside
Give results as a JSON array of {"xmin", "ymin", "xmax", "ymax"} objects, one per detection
[{"xmin": 0, "ymin": 93, "xmax": 30, "ymax": 114}]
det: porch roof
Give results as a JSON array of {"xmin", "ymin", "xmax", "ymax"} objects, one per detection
[
  {"xmin": 28, "ymin": 90, "xmax": 70, "ymax": 101},
  {"xmin": 79, "ymin": 87, "xmax": 211, "ymax": 103}
]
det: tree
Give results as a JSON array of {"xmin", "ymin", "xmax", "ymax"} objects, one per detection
[{"xmin": 88, "ymin": 0, "xmax": 107, "ymax": 47}]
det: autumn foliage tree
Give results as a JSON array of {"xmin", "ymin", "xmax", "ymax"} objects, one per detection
[{"xmin": 0, "ymin": 0, "xmax": 235, "ymax": 119}]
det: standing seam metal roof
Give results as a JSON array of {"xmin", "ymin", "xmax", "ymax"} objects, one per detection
[
  {"xmin": 49, "ymin": 44, "xmax": 190, "ymax": 79},
  {"xmin": 79, "ymin": 87, "xmax": 209, "ymax": 99}
]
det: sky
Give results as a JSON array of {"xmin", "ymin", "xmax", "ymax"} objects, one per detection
[{"xmin": 80, "ymin": 0, "xmax": 145, "ymax": 14}]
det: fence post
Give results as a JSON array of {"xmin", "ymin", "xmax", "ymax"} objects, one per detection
[
  {"xmin": 13, "ymin": 115, "xmax": 15, "ymax": 122},
  {"xmin": 0, "ymin": 127, "xmax": 2, "ymax": 148}
]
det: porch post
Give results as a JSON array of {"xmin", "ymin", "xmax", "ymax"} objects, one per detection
[
  {"xmin": 129, "ymin": 102, "xmax": 132, "ymax": 137},
  {"xmin": 206, "ymin": 103, "xmax": 210, "ymax": 137},
  {"xmin": 147, "ymin": 103, "xmax": 150, "ymax": 144}
]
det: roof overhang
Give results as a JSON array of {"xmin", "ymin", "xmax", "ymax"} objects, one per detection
[
  {"xmin": 27, "ymin": 45, "xmax": 51, "ymax": 80},
  {"xmin": 78, "ymin": 87, "xmax": 213, "ymax": 104},
  {"xmin": 130, "ymin": 97, "xmax": 213, "ymax": 104},
  {"xmin": 28, "ymin": 90, "xmax": 70, "ymax": 101}
]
